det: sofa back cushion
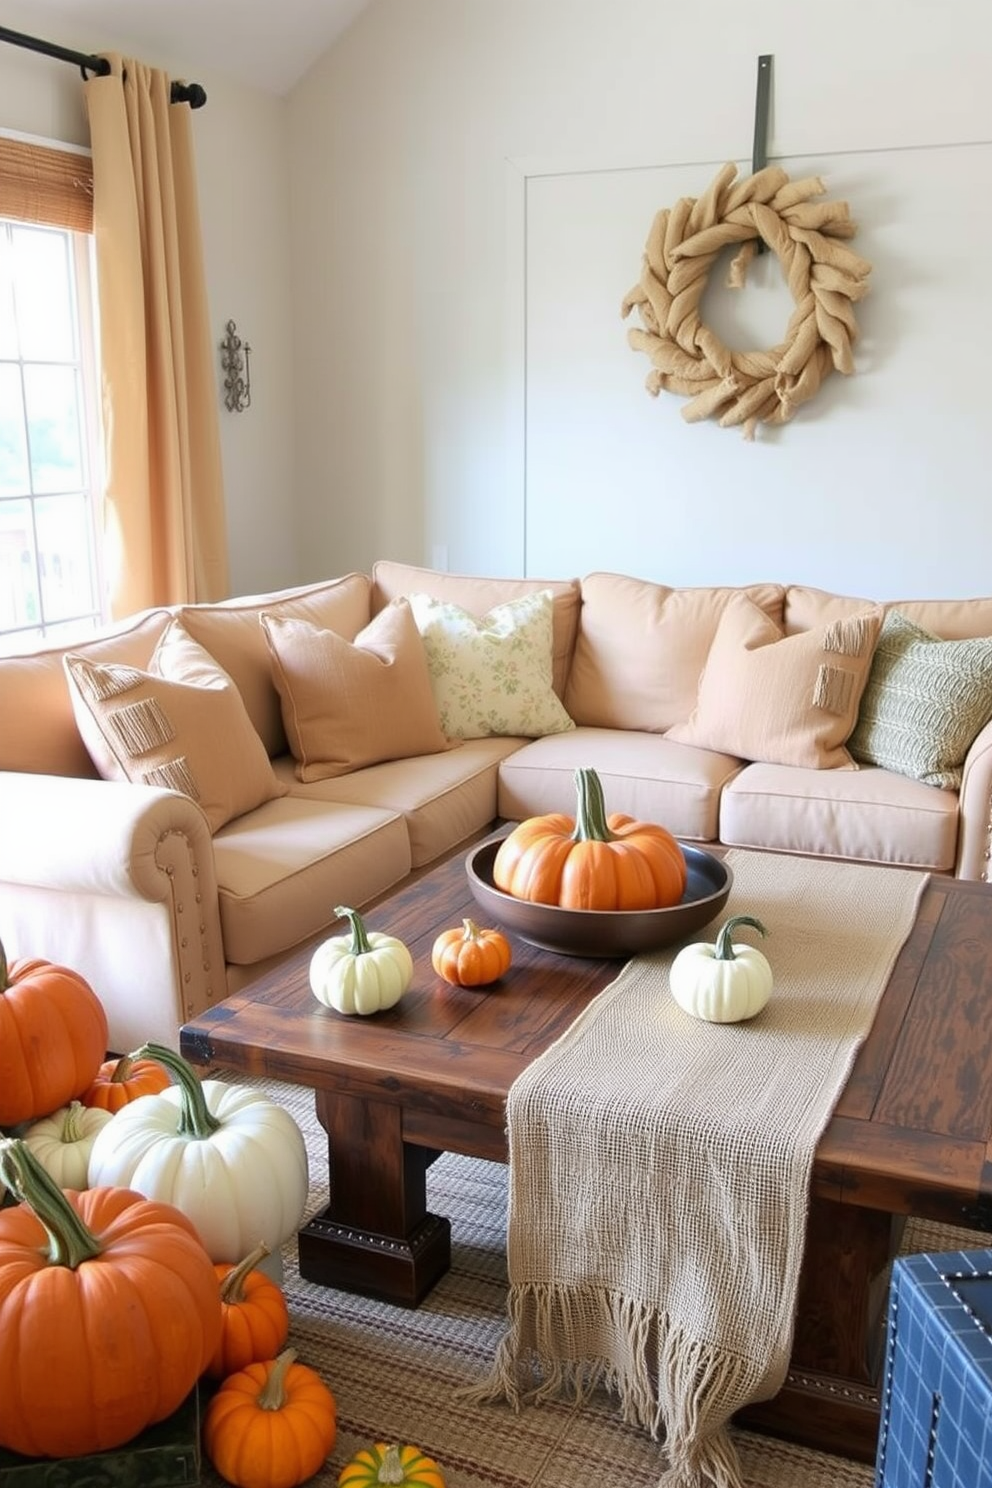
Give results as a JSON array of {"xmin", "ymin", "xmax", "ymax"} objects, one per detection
[
  {"xmin": 0, "ymin": 608, "xmax": 171, "ymax": 777},
  {"xmin": 785, "ymin": 585, "xmax": 992, "ymax": 641},
  {"xmin": 64, "ymin": 620, "xmax": 287, "ymax": 830},
  {"xmin": 666, "ymin": 593, "xmax": 884, "ymax": 769},
  {"xmin": 370, "ymin": 560, "xmax": 581, "ymax": 700},
  {"xmin": 178, "ymin": 573, "xmax": 372, "ymax": 756},
  {"xmin": 564, "ymin": 574, "xmax": 787, "ymax": 731}
]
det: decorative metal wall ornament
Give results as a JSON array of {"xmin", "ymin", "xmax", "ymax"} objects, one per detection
[
  {"xmin": 220, "ymin": 320, "xmax": 251, "ymax": 413},
  {"xmin": 621, "ymin": 161, "xmax": 872, "ymax": 440}
]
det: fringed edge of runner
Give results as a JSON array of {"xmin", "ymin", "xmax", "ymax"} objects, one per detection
[{"xmin": 456, "ymin": 1282, "xmax": 774, "ymax": 1488}]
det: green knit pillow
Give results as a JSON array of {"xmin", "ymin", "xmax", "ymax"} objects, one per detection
[{"xmin": 849, "ymin": 610, "xmax": 992, "ymax": 789}]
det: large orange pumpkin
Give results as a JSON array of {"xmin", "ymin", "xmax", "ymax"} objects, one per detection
[
  {"xmin": 79, "ymin": 1052, "xmax": 171, "ymax": 1113},
  {"xmin": 0, "ymin": 1139, "xmax": 222, "ymax": 1459},
  {"xmin": 205, "ymin": 1241, "xmax": 291, "ymax": 1379},
  {"xmin": 493, "ymin": 766, "xmax": 687, "ymax": 911},
  {"xmin": 0, "ymin": 939, "xmax": 108, "ymax": 1127}
]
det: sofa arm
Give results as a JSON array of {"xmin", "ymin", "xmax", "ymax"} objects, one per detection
[
  {"xmin": 955, "ymin": 721, "xmax": 992, "ymax": 880},
  {"xmin": 0, "ymin": 773, "xmax": 228, "ymax": 1051}
]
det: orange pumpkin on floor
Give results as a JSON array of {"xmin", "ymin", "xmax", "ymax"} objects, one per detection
[
  {"xmin": 205, "ymin": 1241, "xmax": 291, "ymax": 1379},
  {"xmin": 0, "ymin": 1139, "xmax": 221, "ymax": 1459},
  {"xmin": 0, "ymin": 939, "xmax": 108, "ymax": 1127},
  {"xmin": 493, "ymin": 766, "xmax": 687, "ymax": 911},
  {"xmin": 203, "ymin": 1348, "xmax": 337, "ymax": 1488},
  {"xmin": 79, "ymin": 1051, "xmax": 171, "ymax": 1112}
]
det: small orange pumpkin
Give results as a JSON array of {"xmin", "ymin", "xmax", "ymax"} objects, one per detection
[
  {"xmin": 493, "ymin": 766, "xmax": 687, "ymax": 911},
  {"xmin": 431, "ymin": 919, "xmax": 512, "ymax": 987},
  {"xmin": 205, "ymin": 1240, "xmax": 290, "ymax": 1379},
  {"xmin": 0, "ymin": 938, "xmax": 109, "ymax": 1127},
  {"xmin": 203, "ymin": 1347, "xmax": 337, "ymax": 1488},
  {"xmin": 79, "ymin": 1052, "xmax": 171, "ymax": 1113}
]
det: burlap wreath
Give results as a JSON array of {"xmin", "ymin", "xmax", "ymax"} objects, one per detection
[{"xmin": 621, "ymin": 161, "xmax": 872, "ymax": 439}]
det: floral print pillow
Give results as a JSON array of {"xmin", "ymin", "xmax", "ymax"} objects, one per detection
[{"xmin": 408, "ymin": 589, "xmax": 575, "ymax": 740}]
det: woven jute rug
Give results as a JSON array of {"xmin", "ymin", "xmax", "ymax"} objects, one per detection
[
  {"xmin": 191, "ymin": 1071, "xmax": 987, "ymax": 1488},
  {"xmin": 467, "ymin": 852, "xmax": 928, "ymax": 1488}
]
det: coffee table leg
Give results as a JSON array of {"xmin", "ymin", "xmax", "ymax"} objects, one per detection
[
  {"xmin": 296, "ymin": 1088, "xmax": 452, "ymax": 1307},
  {"xmin": 736, "ymin": 1196, "xmax": 901, "ymax": 1461}
]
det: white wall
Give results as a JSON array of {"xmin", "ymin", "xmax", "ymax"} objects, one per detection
[
  {"xmin": 0, "ymin": 1, "xmax": 300, "ymax": 595},
  {"xmin": 289, "ymin": 0, "xmax": 992, "ymax": 598}
]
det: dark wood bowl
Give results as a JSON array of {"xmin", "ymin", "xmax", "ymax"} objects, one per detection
[{"xmin": 465, "ymin": 838, "xmax": 732, "ymax": 958}]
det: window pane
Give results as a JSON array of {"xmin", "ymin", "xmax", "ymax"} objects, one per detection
[
  {"xmin": 0, "ymin": 228, "xmax": 16, "ymax": 357},
  {"xmin": 11, "ymin": 224, "xmax": 75, "ymax": 361},
  {"xmin": 35, "ymin": 493, "xmax": 96, "ymax": 621},
  {"xmin": 0, "ymin": 496, "xmax": 40, "ymax": 630},
  {"xmin": 24, "ymin": 364, "xmax": 83, "ymax": 494},
  {"xmin": 0, "ymin": 363, "xmax": 29, "ymax": 494}
]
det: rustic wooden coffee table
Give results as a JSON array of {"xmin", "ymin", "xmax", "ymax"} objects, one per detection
[{"xmin": 180, "ymin": 845, "xmax": 992, "ymax": 1462}]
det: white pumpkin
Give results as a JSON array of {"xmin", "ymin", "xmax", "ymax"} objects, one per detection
[
  {"xmin": 669, "ymin": 914, "xmax": 773, "ymax": 1024},
  {"xmin": 23, "ymin": 1100, "xmax": 113, "ymax": 1188},
  {"xmin": 309, "ymin": 905, "xmax": 413, "ymax": 1016},
  {"xmin": 86, "ymin": 1043, "xmax": 309, "ymax": 1262}
]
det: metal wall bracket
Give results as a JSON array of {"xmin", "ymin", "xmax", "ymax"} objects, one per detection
[
  {"xmin": 752, "ymin": 54, "xmax": 773, "ymax": 252},
  {"xmin": 221, "ymin": 319, "xmax": 251, "ymax": 413}
]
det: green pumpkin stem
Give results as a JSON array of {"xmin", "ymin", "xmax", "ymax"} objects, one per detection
[
  {"xmin": 0, "ymin": 1138, "xmax": 104, "ymax": 1268},
  {"xmin": 257, "ymin": 1348, "xmax": 296, "ymax": 1410},
  {"xmin": 571, "ymin": 767, "xmax": 616, "ymax": 844},
  {"xmin": 714, "ymin": 915, "xmax": 768, "ymax": 961},
  {"xmin": 377, "ymin": 1446, "xmax": 406, "ymax": 1485},
  {"xmin": 219, "ymin": 1241, "xmax": 272, "ymax": 1304},
  {"xmin": 60, "ymin": 1100, "xmax": 88, "ymax": 1144},
  {"xmin": 334, "ymin": 905, "xmax": 373, "ymax": 956},
  {"xmin": 0, "ymin": 936, "xmax": 9, "ymax": 992},
  {"xmin": 131, "ymin": 1041, "xmax": 223, "ymax": 1138}
]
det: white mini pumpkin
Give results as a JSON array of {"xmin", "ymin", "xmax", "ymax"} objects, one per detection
[
  {"xmin": 309, "ymin": 905, "xmax": 413, "ymax": 1016},
  {"xmin": 669, "ymin": 914, "xmax": 772, "ymax": 1023},
  {"xmin": 23, "ymin": 1100, "xmax": 113, "ymax": 1188}
]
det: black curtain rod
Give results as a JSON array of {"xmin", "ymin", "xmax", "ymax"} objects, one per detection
[{"xmin": 0, "ymin": 23, "xmax": 207, "ymax": 107}]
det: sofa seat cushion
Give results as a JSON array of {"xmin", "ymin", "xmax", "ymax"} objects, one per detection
[
  {"xmin": 274, "ymin": 736, "xmax": 521, "ymax": 868},
  {"xmin": 212, "ymin": 796, "xmax": 411, "ymax": 965},
  {"xmin": 496, "ymin": 727, "xmax": 744, "ymax": 842},
  {"xmin": 720, "ymin": 762, "xmax": 959, "ymax": 872}
]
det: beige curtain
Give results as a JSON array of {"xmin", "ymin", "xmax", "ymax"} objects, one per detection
[{"xmin": 85, "ymin": 54, "xmax": 229, "ymax": 616}]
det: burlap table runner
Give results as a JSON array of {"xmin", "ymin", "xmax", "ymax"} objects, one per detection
[{"xmin": 469, "ymin": 850, "xmax": 929, "ymax": 1488}]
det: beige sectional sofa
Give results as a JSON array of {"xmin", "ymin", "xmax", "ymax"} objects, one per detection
[{"xmin": 2, "ymin": 559, "xmax": 991, "ymax": 1056}]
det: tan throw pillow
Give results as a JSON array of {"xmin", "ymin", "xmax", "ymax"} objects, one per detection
[
  {"xmin": 261, "ymin": 599, "xmax": 450, "ymax": 781},
  {"xmin": 63, "ymin": 620, "xmax": 286, "ymax": 831},
  {"xmin": 667, "ymin": 594, "xmax": 883, "ymax": 769},
  {"xmin": 179, "ymin": 573, "xmax": 372, "ymax": 755}
]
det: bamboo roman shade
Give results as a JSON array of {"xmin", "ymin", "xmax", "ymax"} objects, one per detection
[{"xmin": 0, "ymin": 136, "xmax": 93, "ymax": 231}]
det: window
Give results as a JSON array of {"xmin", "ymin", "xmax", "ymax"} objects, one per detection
[{"xmin": 0, "ymin": 135, "xmax": 105, "ymax": 657}]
